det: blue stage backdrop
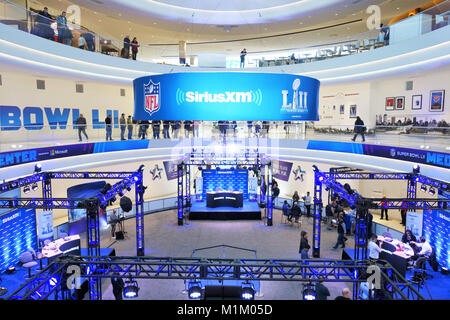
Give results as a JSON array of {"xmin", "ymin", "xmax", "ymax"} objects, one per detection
[
  {"xmin": 423, "ymin": 190, "xmax": 450, "ymax": 269},
  {"xmin": 0, "ymin": 189, "xmax": 38, "ymax": 272},
  {"xmin": 202, "ymin": 169, "xmax": 248, "ymax": 200},
  {"xmin": 133, "ymin": 73, "xmax": 320, "ymax": 121},
  {"xmin": 67, "ymin": 181, "xmax": 107, "ymax": 235}
]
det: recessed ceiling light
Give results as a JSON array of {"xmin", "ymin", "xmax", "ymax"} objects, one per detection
[
  {"xmin": 299, "ymin": 22, "xmax": 303, "ymax": 24},
  {"xmin": 335, "ymin": 13, "xmax": 339, "ymax": 16},
  {"xmin": 94, "ymin": 11, "xmax": 97, "ymax": 14},
  {"xmin": 153, "ymin": 22, "xmax": 157, "ymax": 25},
  {"xmin": 187, "ymin": 28, "xmax": 190, "ymax": 31}
]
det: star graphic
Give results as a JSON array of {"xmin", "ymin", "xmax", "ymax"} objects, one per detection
[{"xmin": 292, "ymin": 166, "xmax": 305, "ymax": 182}]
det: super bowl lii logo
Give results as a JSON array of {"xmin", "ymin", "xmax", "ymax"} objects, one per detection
[{"xmin": 281, "ymin": 78, "xmax": 308, "ymax": 112}]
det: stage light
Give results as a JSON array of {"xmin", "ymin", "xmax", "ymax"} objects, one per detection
[
  {"xmin": 49, "ymin": 277, "xmax": 58, "ymax": 287},
  {"xmin": 118, "ymin": 190, "xmax": 124, "ymax": 197},
  {"xmin": 100, "ymin": 183, "xmax": 112, "ymax": 195},
  {"xmin": 428, "ymin": 187, "xmax": 436, "ymax": 196},
  {"xmin": 133, "ymin": 176, "xmax": 139, "ymax": 182},
  {"xmin": 188, "ymin": 280, "xmax": 202, "ymax": 299},
  {"xmin": 31, "ymin": 182, "xmax": 38, "ymax": 191},
  {"xmin": 420, "ymin": 185, "xmax": 427, "ymax": 193},
  {"xmin": 312, "ymin": 165, "xmax": 319, "ymax": 172},
  {"xmin": 412, "ymin": 164, "xmax": 420, "ymax": 174},
  {"xmin": 318, "ymin": 176, "xmax": 324, "ymax": 182},
  {"xmin": 123, "ymin": 279, "xmax": 139, "ymax": 298},
  {"xmin": 34, "ymin": 163, "xmax": 42, "ymax": 173},
  {"xmin": 23, "ymin": 185, "xmax": 30, "ymax": 194},
  {"xmin": 138, "ymin": 165, "xmax": 145, "ymax": 172},
  {"xmin": 303, "ymin": 284, "xmax": 316, "ymax": 300},
  {"xmin": 241, "ymin": 282, "xmax": 255, "ymax": 300},
  {"xmin": 126, "ymin": 186, "xmax": 132, "ymax": 192}
]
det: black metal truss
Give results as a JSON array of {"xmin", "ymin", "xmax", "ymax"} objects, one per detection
[{"xmin": 6, "ymin": 256, "xmax": 425, "ymax": 301}]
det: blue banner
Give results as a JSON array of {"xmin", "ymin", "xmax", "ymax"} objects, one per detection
[{"xmin": 133, "ymin": 73, "xmax": 320, "ymax": 121}]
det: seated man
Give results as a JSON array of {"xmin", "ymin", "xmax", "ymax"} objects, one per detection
[
  {"xmin": 288, "ymin": 201, "xmax": 301, "ymax": 222},
  {"xmin": 282, "ymin": 200, "xmax": 291, "ymax": 218},
  {"xmin": 411, "ymin": 236, "xmax": 432, "ymax": 262}
]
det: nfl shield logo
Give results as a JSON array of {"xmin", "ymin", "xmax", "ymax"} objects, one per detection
[
  {"xmin": 390, "ymin": 148, "xmax": 396, "ymax": 157},
  {"xmin": 144, "ymin": 80, "xmax": 161, "ymax": 115}
]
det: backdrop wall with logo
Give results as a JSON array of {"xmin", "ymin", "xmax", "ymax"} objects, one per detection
[
  {"xmin": 133, "ymin": 73, "xmax": 320, "ymax": 121},
  {"xmin": 0, "ymin": 188, "xmax": 38, "ymax": 272}
]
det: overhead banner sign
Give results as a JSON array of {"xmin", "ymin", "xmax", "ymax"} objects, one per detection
[
  {"xmin": 272, "ymin": 160, "xmax": 294, "ymax": 182},
  {"xmin": 133, "ymin": 73, "xmax": 320, "ymax": 121}
]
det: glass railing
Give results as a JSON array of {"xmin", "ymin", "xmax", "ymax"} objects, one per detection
[
  {"xmin": 0, "ymin": 0, "xmax": 448, "ymax": 67},
  {"xmin": 0, "ymin": 122, "xmax": 448, "ymax": 153}
]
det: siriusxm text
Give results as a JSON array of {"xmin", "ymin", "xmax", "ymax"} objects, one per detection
[{"xmin": 185, "ymin": 91, "xmax": 252, "ymax": 103}]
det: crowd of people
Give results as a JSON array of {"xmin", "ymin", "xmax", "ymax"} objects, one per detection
[
  {"xmin": 376, "ymin": 117, "xmax": 449, "ymax": 134},
  {"xmin": 72, "ymin": 118, "xmax": 304, "ymax": 142}
]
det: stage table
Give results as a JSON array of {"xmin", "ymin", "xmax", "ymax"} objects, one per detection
[
  {"xmin": 377, "ymin": 235, "xmax": 414, "ymax": 277},
  {"xmin": 206, "ymin": 191, "xmax": 243, "ymax": 208},
  {"xmin": 41, "ymin": 234, "xmax": 81, "ymax": 259}
]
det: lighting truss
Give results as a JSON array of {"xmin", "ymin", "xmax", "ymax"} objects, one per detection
[{"xmin": 6, "ymin": 256, "xmax": 424, "ymax": 301}]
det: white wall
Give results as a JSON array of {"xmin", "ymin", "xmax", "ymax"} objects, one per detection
[
  {"xmin": 318, "ymin": 65, "xmax": 450, "ymax": 128},
  {"xmin": 0, "ymin": 71, "xmax": 134, "ymax": 142}
]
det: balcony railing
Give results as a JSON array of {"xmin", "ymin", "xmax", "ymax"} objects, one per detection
[{"xmin": 0, "ymin": 122, "xmax": 448, "ymax": 153}]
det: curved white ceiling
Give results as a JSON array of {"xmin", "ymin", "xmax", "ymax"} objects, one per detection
[{"xmin": 70, "ymin": 0, "xmax": 369, "ymax": 25}]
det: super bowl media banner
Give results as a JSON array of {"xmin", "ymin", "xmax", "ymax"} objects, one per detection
[{"xmin": 133, "ymin": 73, "xmax": 320, "ymax": 121}]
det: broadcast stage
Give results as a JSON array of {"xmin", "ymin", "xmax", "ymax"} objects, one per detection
[{"xmin": 189, "ymin": 200, "xmax": 262, "ymax": 220}]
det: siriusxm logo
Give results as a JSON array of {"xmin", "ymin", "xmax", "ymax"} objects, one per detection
[{"xmin": 176, "ymin": 89, "xmax": 263, "ymax": 105}]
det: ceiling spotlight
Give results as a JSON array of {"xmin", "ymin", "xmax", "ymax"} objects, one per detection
[
  {"xmin": 241, "ymin": 282, "xmax": 255, "ymax": 300},
  {"xmin": 123, "ymin": 279, "xmax": 139, "ymax": 298},
  {"xmin": 303, "ymin": 284, "xmax": 316, "ymax": 300},
  {"xmin": 34, "ymin": 163, "xmax": 42, "ymax": 173},
  {"xmin": 31, "ymin": 182, "xmax": 38, "ymax": 191},
  {"xmin": 420, "ymin": 185, "xmax": 427, "ymax": 193},
  {"xmin": 188, "ymin": 280, "xmax": 202, "ymax": 299},
  {"xmin": 412, "ymin": 164, "xmax": 420, "ymax": 174},
  {"xmin": 23, "ymin": 185, "xmax": 30, "ymax": 194},
  {"xmin": 428, "ymin": 188, "xmax": 436, "ymax": 196}
]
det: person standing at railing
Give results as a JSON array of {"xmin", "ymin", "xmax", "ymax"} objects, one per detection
[
  {"xmin": 193, "ymin": 120, "xmax": 201, "ymax": 137},
  {"xmin": 127, "ymin": 115, "xmax": 133, "ymax": 139},
  {"xmin": 36, "ymin": 7, "xmax": 54, "ymax": 40},
  {"xmin": 247, "ymin": 121, "xmax": 253, "ymax": 138},
  {"xmin": 75, "ymin": 114, "xmax": 88, "ymax": 142},
  {"xmin": 152, "ymin": 120, "xmax": 161, "ymax": 139},
  {"xmin": 172, "ymin": 120, "xmax": 181, "ymax": 139},
  {"xmin": 131, "ymin": 37, "xmax": 140, "ymax": 60},
  {"xmin": 119, "ymin": 113, "xmax": 126, "ymax": 140},
  {"xmin": 163, "ymin": 120, "xmax": 171, "ymax": 139},
  {"xmin": 78, "ymin": 34, "xmax": 86, "ymax": 49},
  {"xmin": 85, "ymin": 32, "xmax": 95, "ymax": 51},
  {"xmin": 56, "ymin": 11, "xmax": 68, "ymax": 45},
  {"xmin": 380, "ymin": 24, "xmax": 390, "ymax": 46},
  {"xmin": 105, "ymin": 114, "xmax": 113, "ymax": 141},
  {"xmin": 351, "ymin": 116, "xmax": 366, "ymax": 142},
  {"xmin": 184, "ymin": 120, "xmax": 192, "ymax": 138},
  {"xmin": 122, "ymin": 35, "xmax": 130, "ymax": 58},
  {"xmin": 240, "ymin": 48, "xmax": 247, "ymax": 68}
]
